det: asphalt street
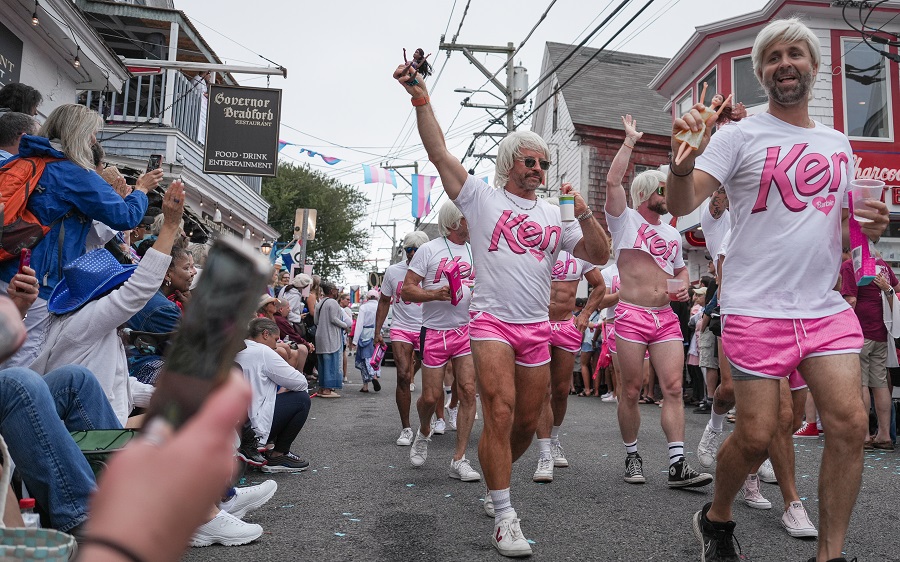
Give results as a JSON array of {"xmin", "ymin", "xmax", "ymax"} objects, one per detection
[{"xmin": 185, "ymin": 364, "xmax": 900, "ymax": 562}]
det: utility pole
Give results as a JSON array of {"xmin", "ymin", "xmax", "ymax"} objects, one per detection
[
  {"xmin": 381, "ymin": 162, "xmax": 423, "ymax": 227},
  {"xmin": 371, "ymin": 222, "xmax": 397, "ymax": 266},
  {"xmin": 440, "ymin": 41, "xmax": 519, "ymax": 133}
]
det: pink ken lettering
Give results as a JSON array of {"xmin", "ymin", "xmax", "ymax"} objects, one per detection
[
  {"xmin": 552, "ymin": 254, "xmax": 577, "ymax": 280},
  {"xmin": 488, "ymin": 210, "xmax": 561, "ymax": 255},
  {"xmin": 433, "ymin": 256, "xmax": 473, "ymax": 284},
  {"xmin": 752, "ymin": 144, "xmax": 850, "ymax": 214},
  {"xmin": 633, "ymin": 224, "xmax": 678, "ymax": 263},
  {"xmin": 393, "ymin": 281, "xmax": 418, "ymax": 306}
]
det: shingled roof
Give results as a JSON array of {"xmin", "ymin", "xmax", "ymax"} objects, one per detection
[{"xmin": 546, "ymin": 42, "xmax": 672, "ymax": 137}]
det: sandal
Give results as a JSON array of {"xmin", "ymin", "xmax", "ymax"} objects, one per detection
[
  {"xmin": 578, "ymin": 390, "xmax": 590, "ymax": 397},
  {"xmin": 360, "ymin": 388, "xmax": 369, "ymax": 393}
]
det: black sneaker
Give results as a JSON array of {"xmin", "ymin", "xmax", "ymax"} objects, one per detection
[
  {"xmin": 372, "ymin": 378, "xmax": 381, "ymax": 392},
  {"xmin": 237, "ymin": 424, "xmax": 267, "ymax": 467},
  {"xmin": 624, "ymin": 452, "xmax": 646, "ymax": 484},
  {"xmin": 261, "ymin": 451, "xmax": 309, "ymax": 473},
  {"xmin": 692, "ymin": 502, "xmax": 742, "ymax": 562},
  {"xmin": 669, "ymin": 457, "xmax": 713, "ymax": 488},
  {"xmin": 694, "ymin": 401, "xmax": 712, "ymax": 414}
]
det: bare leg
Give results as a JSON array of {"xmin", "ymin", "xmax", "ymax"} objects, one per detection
[
  {"xmin": 416, "ymin": 365, "xmax": 444, "ymax": 437},
  {"xmin": 393, "ymin": 341, "xmax": 415, "ymax": 429},
  {"xmin": 871, "ymin": 387, "xmax": 893, "ymax": 443},
  {"xmin": 799, "ymin": 354, "xmax": 867, "ymax": 561},
  {"xmin": 537, "ymin": 346, "xmax": 576, "ymax": 439},
  {"xmin": 616, "ymin": 338, "xmax": 649, "ymax": 444},
  {"xmin": 648, "ymin": 341, "xmax": 687, "ymax": 443},
  {"xmin": 580, "ymin": 350, "xmax": 593, "ymax": 395},
  {"xmin": 451, "ymin": 355, "xmax": 477, "ymax": 461},
  {"xmin": 769, "ymin": 380, "xmax": 801, "ymax": 508}
]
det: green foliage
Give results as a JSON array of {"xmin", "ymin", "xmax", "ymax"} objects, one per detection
[{"xmin": 262, "ymin": 162, "xmax": 370, "ymax": 280}]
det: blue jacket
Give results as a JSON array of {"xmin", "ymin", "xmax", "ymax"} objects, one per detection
[{"xmin": 0, "ymin": 135, "xmax": 149, "ymax": 299}]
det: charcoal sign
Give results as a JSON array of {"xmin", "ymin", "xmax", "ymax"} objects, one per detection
[
  {"xmin": 203, "ymin": 84, "xmax": 282, "ymax": 177},
  {"xmin": 0, "ymin": 21, "xmax": 23, "ymax": 88}
]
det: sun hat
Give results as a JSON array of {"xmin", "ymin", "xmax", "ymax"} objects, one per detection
[
  {"xmin": 258, "ymin": 295, "xmax": 278, "ymax": 309},
  {"xmin": 367, "ymin": 289, "xmax": 380, "ymax": 300},
  {"xmin": 693, "ymin": 286, "xmax": 707, "ymax": 295},
  {"xmin": 293, "ymin": 273, "xmax": 312, "ymax": 289},
  {"xmin": 48, "ymin": 249, "xmax": 138, "ymax": 315}
]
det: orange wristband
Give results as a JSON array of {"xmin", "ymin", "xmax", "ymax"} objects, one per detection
[{"xmin": 411, "ymin": 96, "xmax": 429, "ymax": 107}]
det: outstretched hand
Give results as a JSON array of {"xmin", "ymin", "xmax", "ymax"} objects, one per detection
[
  {"xmin": 393, "ymin": 63, "xmax": 428, "ymax": 99},
  {"xmin": 622, "ymin": 115, "xmax": 644, "ymax": 144}
]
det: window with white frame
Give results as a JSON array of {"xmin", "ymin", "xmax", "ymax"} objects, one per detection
[
  {"xmin": 675, "ymin": 91, "xmax": 693, "ymax": 119},
  {"xmin": 843, "ymin": 38, "xmax": 891, "ymax": 139},
  {"xmin": 732, "ymin": 56, "xmax": 767, "ymax": 110},
  {"xmin": 697, "ymin": 68, "xmax": 717, "ymax": 106}
]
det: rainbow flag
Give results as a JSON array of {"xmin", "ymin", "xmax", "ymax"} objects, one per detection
[
  {"xmin": 349, "ymin": 285, "xmax": 361, "ymax": 304},
  {"xmin": 411, "ymin": 174, "xmax": 437, "ymax": 218},
  {"xmin": 362, "ymin": 164, "xmax": 397, "ymax": 187}
]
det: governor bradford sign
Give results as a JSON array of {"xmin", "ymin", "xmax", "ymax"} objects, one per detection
[{"xmin": 203, "ymin": 85, "xmax": 282, "ymax": 177}]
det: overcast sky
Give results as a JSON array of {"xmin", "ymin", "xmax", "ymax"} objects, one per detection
[{"xmin": 176, "ymin": 0, "xmax": 771, "ymax": 285}]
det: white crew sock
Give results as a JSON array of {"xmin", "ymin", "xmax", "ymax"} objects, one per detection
[
  {"xmin": 537, "ymin": 438, "xmax": 552, "ymax": 458},
  {"xmin": 550, "ymin": 425, "xmax": 561, "ymax": 441},
  {"xmin": 668, "ymin": 441, "xmax": 685, "ymax": 467},
  {"xmin": 624, "ymin": 440, "xmax": 638, "ymax": 454},
  {"xmin": 709, "ymin": 410, "xmax": 726, "ymax": 432},
  {"xmin": 490, "ymin": 488, "xmax": 513, "ymax": 524}
]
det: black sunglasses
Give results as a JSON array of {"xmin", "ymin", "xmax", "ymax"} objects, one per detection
[
  {"xmin": 404, "ymin": 246, "xmax": 417, "ymax": 253},
  {"xmin": 656, "ymin": 185, "xmax": 665, "ymax": 196},
  {"xmin": 521, "ymin": 157, "xmax": 551, "ymax": 171}
]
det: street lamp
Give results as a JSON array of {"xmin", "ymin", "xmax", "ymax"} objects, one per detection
[{"xmin": 260, "ymin": 240, "xmax": 272, "ymax": 256}]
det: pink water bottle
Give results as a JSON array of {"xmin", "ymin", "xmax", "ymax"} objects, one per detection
[
  {"xmin": 370, "ymin": 343, "xmax": 387, "ymax": 369},
  {"xmin": 443, "ymin": 260, "xmax": 464, "ymax": 306}
]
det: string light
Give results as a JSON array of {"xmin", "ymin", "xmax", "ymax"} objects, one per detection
[
  {"xmin": 31, "ymin": 0, "xmax": 39, "ymax": 26},
  {"xmin": 73, "ymin": 46, "xmax": 81, "ymax": 68}
]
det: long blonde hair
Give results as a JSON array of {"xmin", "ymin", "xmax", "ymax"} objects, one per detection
[{"xmin": 38, "ymin": 104, "xmax": 103, "ymax": 170}]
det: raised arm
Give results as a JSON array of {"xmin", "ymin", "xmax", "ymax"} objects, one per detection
[
  {"xmin": 605, "ymin": 115, "xmax": 643, "ymax": 217},
  {"xmin": 393, "ymin": 64, "xmax": 468, "ymax": 200},
  {"xmin": 666, "ymin": 103, "xmax": 722, "ymax": 216}
]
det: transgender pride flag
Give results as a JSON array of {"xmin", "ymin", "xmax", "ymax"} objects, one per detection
[
  {"xmin": 362, "ymin": 164, "xmax": 397, "ymax": 187},
  {"xmin": 411, "ymin": 174, "xmax": 437, "ymax": 218}
]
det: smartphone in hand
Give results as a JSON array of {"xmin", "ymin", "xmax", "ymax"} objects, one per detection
[
  {"xmin": 144, "ymin": 235, "xmax": 271, "ymax": 429},
  {"xmin": 17, "ymin": 249, "xmax": 30, "ymax": 274},
  {"xmin": 146, "ymin": 154, "xmax": 162, "ymax": 173}
]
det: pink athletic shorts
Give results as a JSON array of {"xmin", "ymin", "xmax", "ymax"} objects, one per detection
[
  {"xmin": 722, "ymin": 309, "xmax": 863, "ymax": 379},
  {"xmin": 550, "ymin": 318, "xmax": 582, "ymax": 353},
  {"xmin": 390, "ymin": 328, "xmax": 420, "ymax": 351},
  {"xmin": 469, "ymin": 311, "xmax": 551, "ymax": 367},
  {"xmin": 605, "ymin": 322, "xmax": 649, "ymax": 358},
  {"xmin": 788, "ymin": 370, "xmax": 807, "ymax": 391},
  {"xmin": 613, "ymin": 301, "xmax": 683, "ymax": 347},
  {"xmin": 420, "ymin": 325, "xmax": 472, "ymax": 368}
]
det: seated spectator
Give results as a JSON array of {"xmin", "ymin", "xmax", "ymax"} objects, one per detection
[
  {"xmin": 257, "ymin": 296, "xmax": 305, "ymax": 370},
  {"xmin": 29, "ymin": 182, "xmax": 185, "ymax": 424},
  {"xmin": 0, "ymin": 82, "xmax": 42, "ymax": 116},
  {"xmin": 278, "ymin": 273, "xmax": 311, "ymax": 327},
  {"xmin": 274, "ymin": 298, "xmax": 314, "ymax": 354},
  {"xmin": 236, "ymin": 318, "xmax": 311, "ymax": 473},
  {"xmin": 0, "ymin": 111, "xmax": 38, "ymax": 160},
  {"xmin": 127, "ymin": 235, "xmax": 197, "ymax": 385}
]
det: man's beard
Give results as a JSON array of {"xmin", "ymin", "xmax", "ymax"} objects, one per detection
[
  {"xmin": 764, "ymin": 68, "xmax": 814, "ymax": 106},
  {"xmin": 648, "ymin": 200, "xmax": 667, "ymax": 215}
]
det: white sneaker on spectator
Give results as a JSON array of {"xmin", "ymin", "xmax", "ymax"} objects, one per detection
[
  {"xmin": 600, "ymin": 392, "xmax": 613, "ymax": 400},
  {"xmin": 533, "ymin": 454, "xmax": 554, "ymax": 483},
  {"xmin": 190, "ymin": 510, "xmax": 263, "ymax": 547},
  {"xmin": 446, "ymin": 406, "xmax": 458, "ymax": 430},
  {"xmin": 757, "ymin": 458, "xmax": 777, "ymax": 483},
  {"xmin": 782, "ymin": 501, "xmax": 818, "ymax": 538},
  {"xmin": 492, "ymin": 512, "xmax": 532, "ymax": 557},
  {"xmin": 449, "ymin": 456, "xmax": 481, "ymax": 481},
  {"xmin": 433, "ymin": 418, "xmax": 446, "ymax": 435},
  {"xmin": 601, "ymin": 394, "xmax": 618, "ymax": 403},
  {"xmin": 697, "ymin": 423, "xmax": 723, "ymax": 469},
  {"xmin": 219, "ymin": 480, "xmax": 277, "ymax": 519},
  {"xmin": 483, "ymin": 491, "xmax": 495, "ymax": 517},
  {"xmin": 409, "ymin": 430, "xmax": 431, "ymax": 467},
  {"xmin": 550, "ymin": 439, "xmax": 568, "ymax": 468},
  {"xmin": 396, "ymin": 427, "xmax": 414, "ymax": 446},
  {"xmin": 740, "ymin": 474, "xmax": 771, "ymax": 509}
]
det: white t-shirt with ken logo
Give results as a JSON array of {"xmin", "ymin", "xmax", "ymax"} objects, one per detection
[
  {"xmin": 454, "ymin": 176, "xmax": 583, "ymax": 324},
  {"xmin": 605, "ymin": 207, "xmax": 685, "ymax": 276}
]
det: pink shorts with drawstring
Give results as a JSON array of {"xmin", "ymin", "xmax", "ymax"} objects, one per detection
[
  {"xmin": 469, "ymin": 311, "xmax": 551, "ymax": 367},
  {"xmin": 613, "ymin": 301, "xmax": 683, "ymax": 347},
  {"xmin": 390, "ymin": 328, "xmax": 420, "ymax": 351},
  {"xmin": 550, "ymin": 318, "xmax": 582, "ymax": 353},
  {"xmin": 605, "ymin": 322, "xmax": 649, "ymax": 358},
  {"xmin": 722, "ymin": 309, "xmax": 863, "ymax": 379},
  {"xmin": 788, "ymin": 370, "xmax": 807, "ymax": 391},
  {"xmin": 421, "ymin": 325, "xmax": 471, "ymax": 368}
]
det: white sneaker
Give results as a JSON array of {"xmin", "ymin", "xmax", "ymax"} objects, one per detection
[
  {"xmin": 396, "ymin": 427, "xmax": 414, "ymax": 446},
  {"xmin": 740, "ymin": 474, "xmax": 771, "ymax": 509},
  {"xmin": 190, "ymin": 510, "xmax": 263, "ymax": 547},
  {"xmin": 446, "ymin": 407, "xmax": 458, "ymax": 430},
  {"xmin": 483, "ymin": 491, "xmax": 495, "ymax": 517},
  {"xmin": 433, "ymin": 418, "xmax": 446, "ymax": 435},
  {"xmin": 601, "ymin": 394, "xmax": 617, "ymax": 403},
  {"xmin": 533, "ymin": 454, "xmax": 554, "ymax": 483},
  {"xmin": 219, "ymin": 480, "xmax": 277, "ymax": 519},
  {"xmin": 782, "ymin": 501, "xmax": 818, "ymax": 538},
  {"xmin": 757, "ymin": 458, "xmax": 777, "ymax": 483},
  {"xmin": 409, "ymin": 430, "xmax": 431, "ymax": 467},
  {"xmin": 697, "ymin": 423, "xmax": 723, "ymax": 469},
  {"xmin": 550, "ymin": 440, "xmax": 569, "ymax": 468},
  {"xmin": 449, "ymin": 456, "xmax": 481, "ymax": 481},
  {"xmin": 600, "ymin": 392, "xmax": 613, "ymax": 400},
  {"xmin": 492, "ymin": 512, "xmax": 533, "ymax": 557}
]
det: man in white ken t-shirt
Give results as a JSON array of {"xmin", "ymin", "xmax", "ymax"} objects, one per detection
[
  {"xmin": 401, "ymin": 202, "xmax": 481, "ymax": 483},
  {"xmin": 394, "ymin": 61, "xmax": 609, "ymax": 558},
  {"xmin": 605, "ymin": 115, "xmax": 713, "ymax": 491},
  {"xmin": 375, "ymin": 231, "xmax": 428, "ymax": 447},
  {"xmin": 667, "ymin": 18, "xmax": 889, "ymax": 562}
]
